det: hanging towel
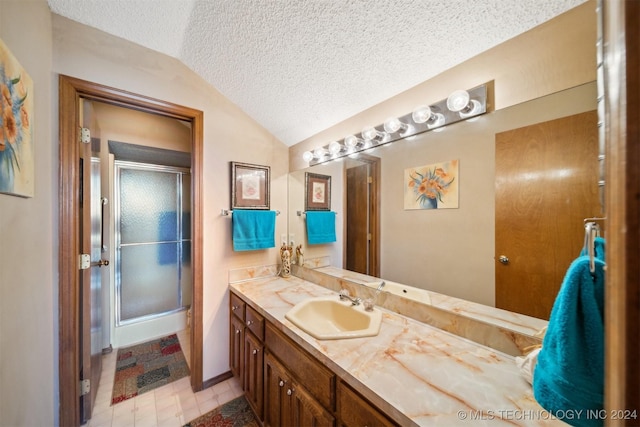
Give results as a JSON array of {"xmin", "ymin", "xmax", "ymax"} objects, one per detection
[
  {"xmin": 305, "ymin": 211, "xmax": 336, "ymax": 245},
  {"xmin": 232, "ymin": 210, "xmax": 276, "ymax": 251},
  {"xmin": 533, "ymin": 254, "xmax": 605, "ymax": 427}
]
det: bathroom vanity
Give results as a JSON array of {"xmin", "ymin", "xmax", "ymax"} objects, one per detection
[{"xmin": 228, "ymin": 271, "xmax": 562, "ymax": 426}]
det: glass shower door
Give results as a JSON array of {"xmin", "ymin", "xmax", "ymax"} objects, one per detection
[{"xmin": 115, "ymin": 162, "xmax": 191, "ymax": 325}]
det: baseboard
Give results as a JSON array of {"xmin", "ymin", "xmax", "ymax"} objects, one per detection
[{"xmin": 202, "ymin": 370, "xmax": 234, "ymax": 390}]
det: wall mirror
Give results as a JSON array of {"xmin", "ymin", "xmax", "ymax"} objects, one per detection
[{"xmin": 288, "ymin": 81, "xmax": 601, "ymax": 321}]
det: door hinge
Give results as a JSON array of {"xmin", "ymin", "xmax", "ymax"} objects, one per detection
[
  {"xmin": 80, "ymin": 379, "xmax": 90, "ymax": 396},
  {"xmin": 368, "ymin": 176, "xmax": 373, "ymax": 184},
  {"xmin": 79, "ymin": 254, "xmax": 91, "ymax": 270},
  {"xmin": 80, "ymin": 127, "xmax": 91, "ymax": 144},
  {"xmin": 367, "ymin": 233, "xmax": 372, "ymax": 241}
]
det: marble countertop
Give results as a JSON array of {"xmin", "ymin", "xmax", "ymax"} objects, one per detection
[{"xmin": 230, "ymin": 275, "xmax": 564, "ymax": 426}]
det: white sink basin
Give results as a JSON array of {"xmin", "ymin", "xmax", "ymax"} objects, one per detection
[{"xmin": 285, "ymin": 296, "xmax": 382, "ymax": 340}]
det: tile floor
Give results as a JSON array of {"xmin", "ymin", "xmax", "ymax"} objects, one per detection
[{"xmin": 85, "ymin": 329, "xmax": 243, "ymax": 427}]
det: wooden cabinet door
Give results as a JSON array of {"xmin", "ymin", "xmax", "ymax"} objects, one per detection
[
  {"xmin": 291, "ymin": 381, "xmax": 336, "ymax": 427},
  {"xmin": 229, "ymin": 314, "xmax": 244, "ymax": 381},
  {"xmin": 337, "ymin": 381, "xmax": 397, "ymax": 427},
  {"xmin": 264, "ymin": 352, "xmax": 291, "ymax": 427},
  {"xmin": 244, "ymin": 330, "xmax": 264, "ymax": 419}
]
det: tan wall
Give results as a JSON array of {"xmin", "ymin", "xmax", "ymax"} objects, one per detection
[
  {"xmin": 52, "ymin": 16, "xmax": 289, "ymax": 385},
  {"xmin": 0, "ymin": 0, "xmax": 55, "ymax": 425},
  {"xmin": 92, "ymin": 102, "xmax": 192, "ymax": 152},
  {"xmin": 289, "ymin": 0, "xmax": 596, "ymax": 170}
]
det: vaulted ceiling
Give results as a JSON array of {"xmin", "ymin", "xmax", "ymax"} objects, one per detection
[{"xmin": 47, "ymin": 0, "xmax": 586, "ymax": 146}]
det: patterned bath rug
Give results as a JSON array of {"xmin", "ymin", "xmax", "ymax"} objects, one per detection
[
  {"xmin": 111, "ymin": 334, "xmax": 190, "ymax": 405},
  {"xmin": 183, "ymin": 396, "xmax": 259, "ymax": 427}
]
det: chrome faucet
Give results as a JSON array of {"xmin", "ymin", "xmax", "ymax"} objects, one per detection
[
  {"xmin": 374, "ymin": 280, "xmax": 386, "ymax": 293},
  {"xmin": 339, "ymin": 289, "xmax": 362, "ymax": 306}
]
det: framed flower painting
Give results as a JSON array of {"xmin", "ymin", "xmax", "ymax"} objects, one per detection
[
  {"xmin": 230, "ymin": 161, "xmax": 270, "ymax": 209},
  {"xmin": 305, "ymin": 172, "xmax": 331, "ymax": 211},
  {"xmin": 404, "ymin": 160, "xmax": 459, "ymax": 210},
  {"xmin": 0, "ymin": 38, "xmax": 34, "ymax": 198}
]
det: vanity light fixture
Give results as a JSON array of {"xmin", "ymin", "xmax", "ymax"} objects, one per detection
[{"xmin": 304, "ymin": 83, "xmax": 488, "ymax": 166}]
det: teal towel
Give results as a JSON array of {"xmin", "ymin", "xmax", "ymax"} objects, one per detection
[
  {"xmin": 306, "ymin": 211, "xmax": 336, "ymax": 245},
  {"xmin": 533, "ymin": 252, "xmax": 605, "ymax": 426},
  {"xmin": 580, "ymin": 236, "xmax": 606, "ymax": 261},
  {"xmin": 232, "ymin": 210, "xmax": 276, "ymax": 251}
]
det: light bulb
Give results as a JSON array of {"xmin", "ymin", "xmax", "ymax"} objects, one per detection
[
  {"xmin": 447, "ymin": 89, "xmax": 482, "ymax": 117},
  {"xmin": 447, "ymin": 90, "xmax": 471, "ymax": 112},
  {"xmin": 328, "ymin": 141, "xmax": 342, "ymax": 155},
  {"xmin": 361, "ymin": 126, "xmax": 384, "ymax": 141},
  {"xmin": 302, "ymin": 151, "xmax": 314, "ymax": 162},
  {"xmin": 383, "ymin": 117, "xmax": 408, "ymax": 134},
  {"xmin": 412, "ymin": 105, "xmax": 433, "ymax": 124},
  {"xmin": 313, "ymin": 147, "xmax": 326, "ymax": 159},
  {"xmin": 344, "ymin": 135, "xmax": 360, "ymax": 148}
]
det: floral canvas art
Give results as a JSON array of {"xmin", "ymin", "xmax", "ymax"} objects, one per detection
[
  {"xmin": 404, "ymin": 160, "xmax": 459, "ymax": 210},
  {"xmin": 0, "ymin": 38, "xmax": 34, "ymax": 198}
]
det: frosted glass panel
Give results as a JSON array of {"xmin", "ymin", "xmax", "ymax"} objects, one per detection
[
  {"xmin": 180, "ymin": 241, "xmax": 192, "ymax": 307},
  {"xmin": 120, "ymin": 169, "xmax": 177, "ymax": 244},
  {"xmin": 120, "ymin": 243, "xmax": 179, "ymax": 321},
  {"xmin": 182, "ymin": 174, "xmax": 191, "ymax": 240}
]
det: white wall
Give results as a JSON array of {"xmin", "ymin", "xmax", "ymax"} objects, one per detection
[
  {"xmin": 0, "ymin": 1, "xmax": 56, "ymax": 425},
  {"xmin": 51, "ymin": 15, "xmax": 290, "ymax": 384}
]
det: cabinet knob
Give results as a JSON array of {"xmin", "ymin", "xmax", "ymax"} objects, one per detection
[
  {"xmin": 252, "ymin": 349, "xmax": 259, "ymax": 355},
  {"xmin": 287, "ymin": 389, "xmax": 293, "ymax": 396},
  {"xmin": 235, "ymin": 329, "xmax": 240, "ymax": 335},
  {"xmin": 231, "ymin": 305, "xmax": 238, "ymax": 311},
  {"xmin": 246, "ymin": 320, "xmax": 253, "ymax": 326},
  {"xmin": 279, "ymin": 380, "xmax": 285, "ymax": 387}
]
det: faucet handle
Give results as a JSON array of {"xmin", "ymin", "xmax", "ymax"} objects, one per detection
[{"xmin": 339, "ymin": 289, "xmax": 350, "ymax": 297}]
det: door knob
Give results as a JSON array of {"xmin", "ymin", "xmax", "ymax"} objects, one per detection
[{"xmin": 498, "ymin": 255, "xmax": 509, "ymax": 265}]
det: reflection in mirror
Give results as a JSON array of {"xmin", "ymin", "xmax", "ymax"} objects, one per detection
[{"xmin": 289, "ymin": 82, "xmax": 599, "ymax": 320}]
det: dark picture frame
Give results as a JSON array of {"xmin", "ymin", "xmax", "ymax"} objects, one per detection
[
  {"xmin": 231, "ymin": 161, "xmax": 270, "ymax": 209},
  {"xmin": 305, "ymin": 172, "xmax": 331, "ymax": 211}
]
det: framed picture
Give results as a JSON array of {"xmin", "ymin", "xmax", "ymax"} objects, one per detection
[
  {"xmin": 404, "ymin": 159, "xmax": 459, "ymax": 210},
  {"xmin": 0, "ymin": 38, "xmax": 34, "ymax": 198},
  {"xmin": 231, "ymin": 161, "xmax": 270, "ymax": 210},
  {"xmin": 305, "ymin": 172, "xmax": 331, "ymax": 211}
]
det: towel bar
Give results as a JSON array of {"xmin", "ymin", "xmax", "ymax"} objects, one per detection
[
  {"xmin": 297, "ymin": 210, "xmax": 337, "ymax": 217},
  {"xmin": 222, "ymin": 209, "xmax": 280, "ymax": 216}
]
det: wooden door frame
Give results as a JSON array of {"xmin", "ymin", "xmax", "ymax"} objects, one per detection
[
  {"xmin": 603, "ymin": 0, "xmax": 640, "ymax": 420},
  {"xmin": 58, "ymin": 75, "xmax": 204, "ymax": 426}
]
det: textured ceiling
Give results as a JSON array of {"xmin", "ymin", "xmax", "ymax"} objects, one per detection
[{"xmin": 47, "ymin": 0, "xmax": 587, "ymax": 146}]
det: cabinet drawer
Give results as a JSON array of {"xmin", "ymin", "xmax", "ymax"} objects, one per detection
[
  {"xmin": 246, "ymin": 305, "xmax": 265, "ymax": 341},
  {"xmin": 265, "ymin": 322, "xmax": 335, "ymax": 410},
  {"xmin": 230, "ymin": 292, "xmax": 245, "ymax": 321},
  {"xmin": 337, "ymin": 381, "xmax": 397, "ymax": 427}
]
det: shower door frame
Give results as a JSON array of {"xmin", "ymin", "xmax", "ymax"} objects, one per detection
[{"xmin": 114, "ymin": 161, "xmax": 192, "ymax": 327}]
